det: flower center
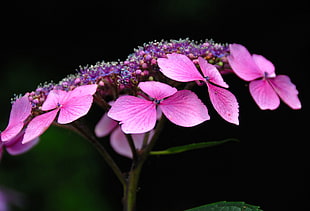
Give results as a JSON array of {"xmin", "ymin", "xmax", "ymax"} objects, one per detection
[
  {"xmin": 152, "ymin": 98, "xmax": 162, "ymax": 105},
  {"xmin": 57, "ymin": 103, "xmax": 62, "ymax": 108}
]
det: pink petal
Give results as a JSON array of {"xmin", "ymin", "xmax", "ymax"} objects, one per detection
[
  {"xmin": 110, "ymin": 127, "xmax": 132, "ymax": 158},
  {"xmin": 252, "ymin": 54, "xmax": 276, "ymax": 77},
  {"xmin": 41, "ymin": 89, "xmax": 66, "ymax": 111},
  {"xmin": 269, "ymin": 75, "xmax": 301, "ymax": 109},
  {"xmin": 249, "ymin": 79, "xmax": 280, "ymax": 110},
  {"xmin": 110, "ymin": 127, "xmax": 152, "ymax": 158},
  {"xmin": 95, "ymin": 113, "xmax": 118, "ymax": 137},
  {"xmin": 58, "ymin": 95, "xmax": 94, "ymax": 124},
  {"xmin": 138, "ymin": 81, "xmax": 177, "ymax": 100},
  {"xmin": 207, "ymin": 83, "xmax": 239, "ymax": 125},
  {"xmin": 227, "ymin": 44, "xmax": 263, "ymax": 81},
  {"xmin": 1, "ymin": 94, "xmax": 32, "ymax": 142},
  {"xmin": 66, "ymin": 84, "xmax": 98, "ymax": 99},
  {"xmin": 22, "ymin": 109, "xmax": 58, "ymax": 144},
  {"xmin": 5, "ymin": 131, "xmax": 39, "ymax": 155},
  {"xmin": 108, "ymin": 96, "xmax": 157, "ymax": 134},
  {"xmin": 42, "ymin": 85, "xmax": 97, "ymax": 111},
  {"xmin": 198, "ymin": 57, "xmax": 229, "ymax": 88},
  {"xmin": 160, "ymin": 90, "xmax": 210, "ymax": 127},
  {"xmin": 157, "ymin": 53, "xmax": 204, "ymax": 82}
]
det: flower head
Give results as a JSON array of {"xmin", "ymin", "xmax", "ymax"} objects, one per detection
[
  {"xmin": 227, "ymin": 43, "xmax": 301, "ymax": 110},
  {"xmin": 157, "ymin": 53, "xmax": 239, "ymax": 125},
  {"xmin": 108, "ymin": 81, "xmax": 210, "ymax": 134}
]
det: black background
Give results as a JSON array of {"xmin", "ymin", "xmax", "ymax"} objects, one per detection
[{"xmin": 0, "ymin": 0, "xmax": 309, "ymax": 210}]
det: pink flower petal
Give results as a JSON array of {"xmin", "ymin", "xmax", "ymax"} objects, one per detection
[
  {"xmin": 160, "ymin": 90, "xmax": 210, "ymax": 127},
  {"xmin": 157, "ymin": 53, "xmax": 204, "ymax": 82},
  {"xmin": 66, "ymin": 84, "xmax": 98, "ymax": 99},
  {"xmin": 252, "ymin": 54, "xmax": 276, "ymax": 77},
  {"xmin": 207, "ymin": 83, "xmax": 239, "ymax": 125},
  {"xmin": 57, "ymin": 95, "xmax": 94, "ymax": 124},
  {"xmin": 227, "ymin": 44, "xmax": 263, "ymax": 81},
  {"xmin": 22, "ymin": 109, "xmax": 58, "ymax": 144},
  {"xmin": 110, "ymin": 127, "xmax": 132, "ymax": 158},
  {"xmin": 110, "ymin": 127, "xmax": 153, "ymax": 158},
  {"xmin": 138, "ymin": 81, "xmax": 177, "ymax": 100},
  {"xmin": 95, "ymin": 113, "xmax": 118, "ymax": 137},
  {"xmin": 1, "ymin": 94, "xmax": 32, "ymax": 142},
  {"xmin": 41, "ymin": 89, "xmax": 67, "ymax": 111},
  {"xmin": 249, "ymin": 79, "xmax": 280, "ymax": 110},
  {"xmin": 5, "ymin": 131, "xmax": 39, "ymax": 155},
  {"xmin": 269, "ymin": 75, "xmax": 301, "ymax": 109},
  {"xmin": 198, "ymin": 57, "xmax": 229, "ymax": 88},
  {"xmin": 42, "ymin": 84, "xmax": 97, "ymax": 111},
  {"xmin": 108, "ymin": 96, "xmax": 157, "ymax": 134}
]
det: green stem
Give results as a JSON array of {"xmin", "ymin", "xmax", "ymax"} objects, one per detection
[
  {"xmin": 125, "ymin": 134, "xmax": 138, "ymax": 162},
  {"xmin": 122, "ymin": 117, "xmax": 166, "ymax": 211},
  {"xmin": 123, "ymin": 163, "xmax": 143, "ymax": 211},
  {"xmin": 141, "ymin": 132, "xmax": 150, "ymax": 149}
]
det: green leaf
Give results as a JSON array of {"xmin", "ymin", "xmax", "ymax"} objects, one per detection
[
  {"xmin": 185, "ymin": 201, "xmax": 263, "ymax": 211},
  {"xmin": 150, "ymin": 138, "xmax": 238, "ymax": 155}
]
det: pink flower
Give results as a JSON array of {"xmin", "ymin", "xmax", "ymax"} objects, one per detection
[
  {"xmin": 22, "ymin": 84, "xmax": 97, "ymax": 144},
  {"xmin": 108, "ymin": 81, "xmax": 210, "ymax": 134},
  {"xmin": 227, "ymin": 44, "xmax": 301, "ymax": 110},
  {"xmin": 0, "ymin": 131, "xmax": 39, "ymax": 161},
  {"xmin": 95, "ymin": 111, "xmax": 153, "ymax": 158},
  {"xmin": 157, "ymin": 53, "xmax": 239, "ymax": 125},
  {"xmin": 1, "ymin": 94, "xmax": 32, "ymax": 142},
  {"xmin": 0, "ymin": 94, "xmax": 39, "ymax": 159}
]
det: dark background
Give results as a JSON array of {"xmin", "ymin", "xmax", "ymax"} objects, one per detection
[{"xmin": 0, "ymin": 0, "xmax": 309, "ymax": 210}]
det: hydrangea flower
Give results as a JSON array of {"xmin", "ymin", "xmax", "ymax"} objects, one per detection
[
  {"xmin": 227, "ymin": 44, "xmax": 301, "ymax": 110},
  {"xmin": 0, "ymin": 94, "xmax": 39, "ymax": 160},
  {"xmin": 0, "ymin": 131, "xmax": 39, "ymax": 161},
  {"xmin": 94, "ymin": 101, "xmax": 152, "ymax": 158},
  {"xmin": 157, "ymin": 53, "xmax": 239, "ymax": 125},
  {"xmin": 22, "ymin": 84, "xmax": 97, "ymax": 144},
  {"xmin": 108, "ymin": 81, "xmax": 210, "ymax": 134},
  {"xmin": 95, "ymin": 111, "xmax": 153, "ymax": 158},
  {"xmin": 1, "ymin": 94, "xmax": 32, "ymax": 142}
]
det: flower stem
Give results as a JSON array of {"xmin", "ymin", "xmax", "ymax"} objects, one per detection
[
  {"xmin": 122, "ymin": 116, "xmax": 166, "ymax": 211},
  {"xmin": 125, "ymin": 134, "xmax": 138, "ymax": 162}
]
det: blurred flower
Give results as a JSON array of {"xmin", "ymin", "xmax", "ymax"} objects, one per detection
[{"xmin": 0, "ymin": 186, "xmax": 24, "ymax": 211}]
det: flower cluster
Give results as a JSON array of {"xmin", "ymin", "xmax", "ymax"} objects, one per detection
[{"xmin": 0, "ymin": 39, "xmax": 301, "ymax": 159}]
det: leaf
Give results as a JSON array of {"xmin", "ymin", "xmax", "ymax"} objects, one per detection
[
  {"xmin": 150, "ymin": 138, "xmax": 238, "ymax": 155},
  {"xmin": 185, "ymin": 201, "xmax": 263, "ymax": 211}
]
